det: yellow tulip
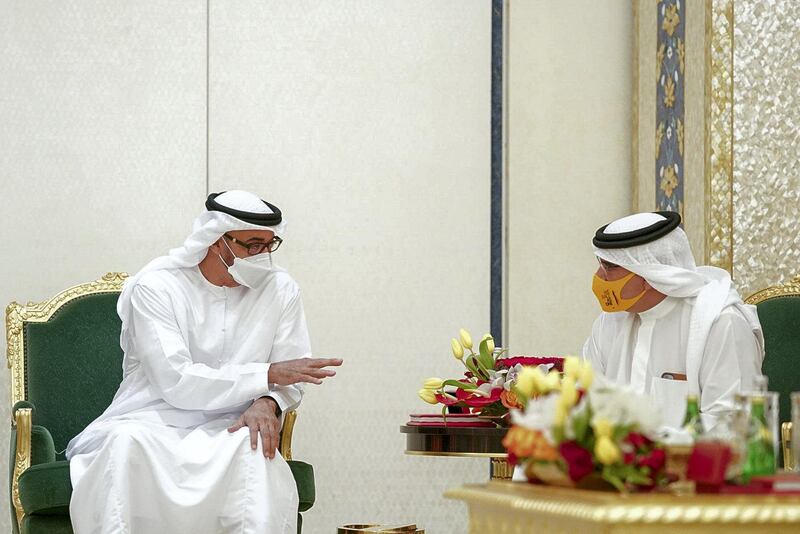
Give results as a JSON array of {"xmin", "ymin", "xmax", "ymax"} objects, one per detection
[
  {"xmin": 423, "ymin": 377, "xmax": 443, "ymax": 390},
  {"xmin": 595, "ymin": 435, "xmax": 621, "ymax": 465},
  {"xmin": 451, "ymin": 338, "xmax": 464, "ymax": 360},
  {"xmin": 482, "ymin": 334, "xmax": 495, "ymax": 353},
  {"xmin": 563, "ymin": 356, "xmax": 581, "ymax": 379},
  {"xmin": 579, "ymin": 361, "xmax": 594, "ymax": 389},
  {"xmin": 459, "ymin": 328, "xmax": 473, "ymax": 350},
  {"xmin": 418, "ymin": 389, "xmax": 438, "ymax": 404},
  {"xmin": 554, "ymin": 399, "xmax": 568, "ymax": 427},
  {"xmin": 592, "ymin": 417, "xmax": 613, "ymax": 438},
  {"xmin": 515, "ymin": 366, "xmax": 545, "ymax": 397},
  {"xmin": 542, "ymin": 371, "xmax": 561, "ymax": 392},
  {"xmin": 560, "ymin": 376, "xmax": 578, "ymax": 407}
]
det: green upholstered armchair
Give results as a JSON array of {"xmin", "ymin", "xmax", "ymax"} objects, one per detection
[
  {"xmin": 6, "ymin": 273, "xmax": 315, "ymax": 534},
  {"xmin": 746, "ymin": 274, "xmax": 800, "ymax": 468}
]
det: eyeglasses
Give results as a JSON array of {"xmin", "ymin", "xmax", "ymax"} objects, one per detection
[{"xmin": 223, "ymin": 233, "xmax": 283, "ymax": 255}]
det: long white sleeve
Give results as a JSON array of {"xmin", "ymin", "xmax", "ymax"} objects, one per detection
[
  {"xmin": 698, "ymin": 310, "xmax": 762, "ymax": 429},
  {"xmin": 129, "ymin": 284, "xmax": 271, "ymax": 411},
  {"xmin": 264, "ymin": 288, "xmax": 311, "ymax": 413},
  {"xmin": 582, "ymin": 315, "xmax": 607, "ymax": 375}
]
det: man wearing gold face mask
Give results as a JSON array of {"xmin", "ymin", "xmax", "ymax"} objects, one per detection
[{"xmin": 582, "ymin": 211, "xmax": 764, "ymax": 430}]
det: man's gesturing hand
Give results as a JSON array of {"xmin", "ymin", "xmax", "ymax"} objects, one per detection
[
  {"xmin": 227, "ymin": 397, "xmax": 281, "ymax": 458},
  {"xmin": 268, "ymin": 357, "xmax": 343, "ymax": 386}
]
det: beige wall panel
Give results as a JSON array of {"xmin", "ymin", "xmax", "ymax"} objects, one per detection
[
  {"xmin": 208, "ymin": 1, "xmax": 491, "ymax": 531},
  {"xmin": 635, "ymin": 0, "xmax": 657, "ymax": 211},
  {"xmin": 507, "ymin": 1, "xmax": 633, "ymax": 355},
  {"xmin": 683, "ymin": 0, "xmax": 708, "ymax": 260},
  {"xmin": 0, "ymin": 2, "xmax": 206, "ymax": 531}
]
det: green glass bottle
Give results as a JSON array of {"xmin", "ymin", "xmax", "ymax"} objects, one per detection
[
  {"xmin": 682, "ymin": 394, "xmax": 704, "ymax": 436},
  {"xmin": 741, "ymin": 395, "xmax": 775, "ymax": 483}
]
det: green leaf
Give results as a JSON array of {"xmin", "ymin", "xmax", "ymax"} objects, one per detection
[
  {"xmin": 471, "ymin": 355, "xmax": 491, "ymax": 381},
  {"xmin": 572, "ymin": 410, "xmax": 591, "ymax": 442},
  {"xmin": 626, "ymin": 471, "xmax": 652, "ymax": 486},
  {"xmin": 601, "ymin": 467, "xmax": 626, "ymax": 492},
  {"xmin": 613, "ymin": 424, "xmax": 633, "ymax": 441},
  {"xmin": 441, "ymin": 379, "xmax": 477, "ymax": 390},
  {"xmin": 463, "ymin": 356, "xmax": 478, "ymax": 375},
  {"xmin": 479, "ymin": 401, "xmax": 507, "ymax": 417},
  {"xmin": 478, "ymin": 338, "xmax": 494, "ymax": 370}
]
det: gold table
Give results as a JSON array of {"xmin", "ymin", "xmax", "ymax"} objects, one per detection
[
  {"xmin": 400, "ymin": 424, "xmax": 513, "ymax": 479},
  {"xmin": 445, "ymin": 481, "xmax": 800, "ymax": 533}
]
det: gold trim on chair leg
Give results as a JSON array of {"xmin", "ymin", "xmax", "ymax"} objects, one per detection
[
  {"xmin": 782, "ymin": 422, "xmax": 794, "ymax": 471},
  {"xmin": 279, "ymin": 410, "xmax": 297, "ymax": 461},
  {"xmin": 12, "ymin": 408, "xmax": 32, "ymax": 529}
]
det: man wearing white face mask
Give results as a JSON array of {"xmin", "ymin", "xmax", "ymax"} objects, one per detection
[
  {"xmin": 66, "ymin": 190, "xmax": 342, "ymax": 534},
  {"xmin": 582, "ymin": 211, "xmax": 763, "ymax": 431}
]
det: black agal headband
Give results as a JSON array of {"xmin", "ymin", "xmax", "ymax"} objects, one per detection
[
  {"xmin": 593, "ymin": 211, "xmax": 681, "ymax": 249},
  {"xmin": 205, "ymin": 192, "xmax": 282, "ymax": 227}
]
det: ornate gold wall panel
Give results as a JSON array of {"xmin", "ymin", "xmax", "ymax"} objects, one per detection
[{"xmin": 731, "ymin": 0, "xmax": 800, "ymax": 297}]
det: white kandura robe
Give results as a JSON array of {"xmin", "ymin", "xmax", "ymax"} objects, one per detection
[
  {"xmin": 66, "ymin": 265, "xmax": 310, "ymax": 534},
  {"xmin": 582, "ymin": 296, "xmax": 762, "ymax": 430}
]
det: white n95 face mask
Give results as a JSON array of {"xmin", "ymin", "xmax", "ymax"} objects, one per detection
[{"xmin": 218, "ymin": 238, "xmax": 273, "ymax": 289}]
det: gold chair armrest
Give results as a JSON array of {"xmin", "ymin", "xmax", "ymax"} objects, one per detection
[
  {"xmin": 280, "ymin": 410, "xmax": 297, "ymax": 461},
  {"xmin": 782, "ymin": 421, "xmax": 794, "ymax": 470},
  {"xmin": 12, "ymin": 407, "xmax": 32, "ymax": 529}
]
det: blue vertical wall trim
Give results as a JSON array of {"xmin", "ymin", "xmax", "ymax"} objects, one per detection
[{"xmin": 490, "ymin": 0, "xmax": 503, "ymax": 346}]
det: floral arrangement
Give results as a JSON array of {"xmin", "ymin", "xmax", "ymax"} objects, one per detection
[
  {"xmin": 502, "ymin": 357, "xmax": 669, "ymax": 491},
  {"xmin": 417, "ymin": 329, "xmax": 563, "ymax": 420}
]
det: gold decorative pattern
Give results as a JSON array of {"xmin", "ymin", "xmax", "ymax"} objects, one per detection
[
  {"xmin": 489, "ymin": 457, "xmax": 513, "ymax": 480},
  {"xmin": 704, "ymin": 0, "xmax": 734, "ymax": 272},
  {"xmin": 744, "ymin": 275, "xmax": 800, "ymax": 305},
  {"xmin": 12, "ymin": 407, "xmax": 31, "ymax": 528},
  {"xmin": 5, "ymin": 272, "xmax": 129, "ymax": 407},
  {"xmin": 446, "ymin": 481, "xmax": 800, "ymax": 533}
]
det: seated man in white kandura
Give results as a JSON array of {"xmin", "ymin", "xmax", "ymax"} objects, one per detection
[
  {"xmin": 66, "ymin": 190, "xmax": 342, "ymax": 534},
  {"xmin": 583, "ymin": 211, "xmax": 763, "ymax": 430}
]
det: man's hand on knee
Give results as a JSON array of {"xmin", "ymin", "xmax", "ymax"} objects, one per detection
[{"xmin": 227, "ymin": 397, "xmax": 282, "ymax": 459}]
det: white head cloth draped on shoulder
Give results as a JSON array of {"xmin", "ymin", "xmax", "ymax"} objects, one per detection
[
  {"xmin": 592, "ymin": 211, "xmax": 764, "ymax": 395},
  {"xmin": 116, "ymin": 190, "xmax": 287, "ymax": 350}
]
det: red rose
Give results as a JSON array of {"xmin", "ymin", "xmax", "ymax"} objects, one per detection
[
  {"xmin": 637, "ymin": 448, "xmax": 666, "ymax": 472},
  {"xmin": 623, "ymin": 451, "xmax": 636, "ymax": 465},
  {"xmin": 558, "ymin": 441, "xmax": 594, "ymax": 482},
  {"xmin": 624, "ymin": 432, "xmax": 653, "ymax": 450}
]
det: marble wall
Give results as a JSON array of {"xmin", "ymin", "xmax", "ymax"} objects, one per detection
[{"xmin": 731, "ymin": 0, "xmax": 800, "ymax": 297}]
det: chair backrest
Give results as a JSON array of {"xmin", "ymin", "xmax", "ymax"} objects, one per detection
[
  {"xmin": 6, "ymin": 273, "xmax": 127, "ymax": 459},
  {"xmin": 745, "ymin": 275, "xmax": 800, "ymax": 426}
]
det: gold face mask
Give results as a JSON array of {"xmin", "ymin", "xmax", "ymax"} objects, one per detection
[{"xmin": 592, "ymin": 272, "xmax": 647, "ymax": 312}]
